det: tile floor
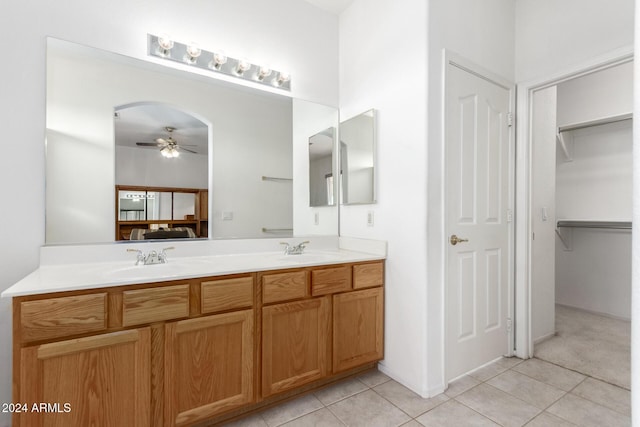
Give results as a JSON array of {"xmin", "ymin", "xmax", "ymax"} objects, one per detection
[
  {"xmin": 222, "ymin": 357, "xmax": 631, "ymax": 426},
  {"xmin": 222, "ymin": 306, "xmax": 631, "ymax": 426}
]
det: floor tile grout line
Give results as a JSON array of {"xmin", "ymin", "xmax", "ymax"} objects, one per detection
[
  {"xmin": 451, "ymin": 395, "xmax": 510, "ymax": 427},
  {"xmin": 488, "ymin": 365, "xmax": 571, "ymax": 412},
  {"xmin": 368, "ymin": 385, "xmax": 418, "ymax": 421},
  {"xmin": 565, "ymin": 387, "xmax": 632, "ymax": 419},
  {"xmin": 531, "ymin": 356, "xmax": 630, "ymax": 391},
  {"xmin": 510, "ymin": 363, "xmax": 582, "ymax": 393}
]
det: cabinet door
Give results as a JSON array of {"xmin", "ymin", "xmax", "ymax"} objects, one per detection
[
  {"xmin": 262, "ymin": 297, "xmax": 330, "ymax": 397},
  {"xmin": 20, "ymin": 328, "xmax": 151, "ymax": 427},
  {"xmin": 165, "ymin": 310, "xmax": 253, "ymax": 427},
  {"xmin": 333, "ymin": 287, "xmax": 384, "ymax": 372}
]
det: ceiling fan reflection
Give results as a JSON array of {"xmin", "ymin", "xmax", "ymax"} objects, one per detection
[{"xmin": 136, "ymin": 126, "xmax": 198, "ymax": 158}]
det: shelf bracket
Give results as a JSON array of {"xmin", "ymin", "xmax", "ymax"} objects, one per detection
[
  {"xmin": 556, "ymin": 132, "xmax": 573, "ymax": 162},
  {"xmin": 555, "ymin": 227, "xmax": 573, "ymax": 251}
]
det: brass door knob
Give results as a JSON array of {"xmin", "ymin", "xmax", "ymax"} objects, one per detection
[{"xmin": 450, "ymin": 235, "xmax": 469, "ymax": 246}]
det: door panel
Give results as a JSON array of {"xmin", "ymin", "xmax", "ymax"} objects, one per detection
[{"xmin": 446, "ymin": 61, "xmax": 512, "ymax": 381}]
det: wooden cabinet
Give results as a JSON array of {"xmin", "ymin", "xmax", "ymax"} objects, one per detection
[
  {"xmin": 262, "ymin": 270, "xmax": 308, "ymax": 304},
  {"xmin": 333, "ymin": 287, "xmax": 384, "ymax": 373},
  {"xmin": 311, "ymin": 265, "xmax": 351, "ymax": 296},
  {"xmin": 165, "ymin": 310, "xmax": 254, "ymax": 426},
  {"xmin": 197, "ymin": 190, "xmax": 208, "ymax": 238},
  {"xmin": 13, "ymin": 260, "xmax": 384, "ymax": 426},
  {"xmin": 20, "ymin": 293, "xmax": 107, "ymax": 343},
  {"xmin": 19, "ymin": 328, "xmax": 151, "ymax": 427},
  {"xmin": 262, "ymin": 297, "xmax": 330, "ymax": 397}
]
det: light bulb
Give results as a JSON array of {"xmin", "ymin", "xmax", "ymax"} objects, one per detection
[
  {"xmin": 185, "ymin": 44, "xmax": 201, "ymax": 64},
  {"xmin": 274, "ymin": 71, "xmax": 291, "ymax": 87},
  {"xmin": 161, "ymin": 147, "xmax": 170, "ymax": 157},
  {"xmin": 157, "ymin": 35, "xmax": 174, "ymax": 57},
  {"xmin": 172, "ymin": 149, "xmax": 180, "ymax": 158},
  {"xmin": 210, "ymin": 52, "xmax": 228, "ymax": 70},
  {"xmin": 236, "ymin": 59, "xmax": 251, "ymax": 75},
  {"xmin": 257, "ymin": 66, "xmax": 272, "ymax": 81}
]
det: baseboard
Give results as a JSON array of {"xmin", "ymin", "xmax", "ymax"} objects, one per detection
[
  {"xmin": 556, "ymin": 303, "xmax": 631, "ymax": 322},
  {"xmin": 533, "ymin": 332, "xmax": 556, "ymax": 345},
  {"xmin": 376, "ymin": 362, "xmax": 444, "ymax": 398}
]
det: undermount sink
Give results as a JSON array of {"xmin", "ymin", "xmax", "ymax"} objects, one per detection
[{"xmin": 100, "ymin": 260, "xmax": 199, "ymax": 281}]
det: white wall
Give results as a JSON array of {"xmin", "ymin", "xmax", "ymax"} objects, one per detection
[
  {"xmin": 556, "ymin": 61, "xmax": 634, "ymax": 126},
  {"xmin": 0, "ymin": 1, "xmax": 338, "ymax": 424},
  {"xmin": 531, "ymin": 86, "xmax": 557, "ymax": 343},
  {"xmin": 554, "ymin": 64, "xmax": 633, "ymax": 319},
  {"xmin": 339, "ymin": 0, "xmax": 514, "ymax": 397},
  {"xmin": 339, "ymin": 0, "xmax": 429, "ymax": 395},
  {"xmin": 115, "ymin": 147, "xmax": 208, "ymax": 189},
  {"xmin": 515, "ymin": 0, "xmax": 634, "ymax": 82},
  {"xmin": 631, "ymin": 2, "xmax": 640, "ymax": 418}
]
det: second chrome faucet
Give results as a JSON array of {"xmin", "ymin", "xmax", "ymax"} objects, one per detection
[{"xmin": 127, "ymin": 246, "xmax": 174, "ymax": 265}]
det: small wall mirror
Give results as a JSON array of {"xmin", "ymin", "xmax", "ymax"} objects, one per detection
[
  {"xmin": 339, "ymin": 109, "xmax": 376, "ymax": 204},
  {"xmin": 308, "ymin": 127, "xmax": 336, "ymax": 207}
]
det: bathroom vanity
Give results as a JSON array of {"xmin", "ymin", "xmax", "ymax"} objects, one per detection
[{"xmin": 5, "ymin": 243, "xmax": 385, "ymax": 426}]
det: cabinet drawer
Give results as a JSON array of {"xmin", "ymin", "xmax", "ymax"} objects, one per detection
[
  {"xmin": 311, "ymin": 266, "xmax": 351, "ymax": 296},
  {"xmin": 122, "ymin": 284, "xmax": 189, "ymax": 326},
  {"xmin": 21, "ymin": 293, "xmax": 107, "ymax": 343},
  {"xmin": 353, "ymin": 262, "xmax": 384, "ymax": 289},
  {"xmin": 262, "ymin": 271, "xmax": 308, "ymax": 304},
  {"xmin": 201, "ymin": 276, "xmax": 254, "ymax": 314}
]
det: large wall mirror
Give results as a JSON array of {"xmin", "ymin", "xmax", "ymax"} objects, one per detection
[
  {"xmin": 339, "ymin": 109, "xmax": 376, "ymax": 205},
  {"xmin": 46, "ymin": 38, "xmax": 338, "ymax": 244}
]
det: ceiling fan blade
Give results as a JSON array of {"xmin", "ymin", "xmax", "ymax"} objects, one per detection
[
  {"xmin": 136, "ymin": 142, "xmax": 163, "ymax": 147},
  {"xmin": 155, "ymin": 137, "xmax": 167, "ymax": 144},
  {"xmin": 179, "ymin": 146, "xmax": 198, "ymax": 154}
]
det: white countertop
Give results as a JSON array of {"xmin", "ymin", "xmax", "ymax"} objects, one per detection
[{"xmin": 2, "ymin": 237, "xmax": 387, "ymax": 298}]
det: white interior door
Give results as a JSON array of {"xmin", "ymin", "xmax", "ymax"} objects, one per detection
[{"xmin": 445, "ymin": 59, "xmax": 513, "ymax": 381}]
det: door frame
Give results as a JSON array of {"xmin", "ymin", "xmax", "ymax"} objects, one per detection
[
  {"xmin": 513, "ymin": 46, "xmax": 633, "ymax": 359},
  {"xmin": 443, "ymin": 51, "xmax": 516, "ymax": 382}
]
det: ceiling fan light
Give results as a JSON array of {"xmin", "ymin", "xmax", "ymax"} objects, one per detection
[{"xmin": 171, "ymin": 148, "xmax": 180, "ymax": 158}]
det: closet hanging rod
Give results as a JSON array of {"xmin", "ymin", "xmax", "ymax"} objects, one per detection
[
  {"xmin": 261, "ymin": 227, "xmax": 293, "ymax": 233},
  {"xmin": 556, "ymin": 220, "xmax": 631, "ymax": 230},
  {"xmin": 261, "ymin": 176, "xmax": 293, "ymax": 182},
  {"xmin": 558, "ymin": 112, "xmax": 632, "ymax": 133}
]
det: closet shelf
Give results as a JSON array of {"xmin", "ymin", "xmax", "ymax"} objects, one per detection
[
  {"xmin": 556, "ymin": 112, "xmax": 632, "ymax": 162},
  {"xmin": 556, "ymin": 220, "xmax": 631, "ymax": 230},
  {"xmin": 558, "ymin": 112, "xmax": 632, "ymax": 133}
]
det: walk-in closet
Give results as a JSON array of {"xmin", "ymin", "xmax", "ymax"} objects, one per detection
[{"xmin": 530, "ymin": 60, "xmax": 633, "ymax": 390}]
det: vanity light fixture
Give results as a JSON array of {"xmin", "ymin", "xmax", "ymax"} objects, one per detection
[{"xmin": 147, "ymin": 34, "xmax": 291, "ymax": 91}]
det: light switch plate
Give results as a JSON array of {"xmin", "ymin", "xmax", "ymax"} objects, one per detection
[{"xmin": 367, "ymin": 211, "xmax": 374, "ymax": 227}]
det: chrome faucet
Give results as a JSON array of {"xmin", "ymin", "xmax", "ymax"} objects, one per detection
[
  {"xmin": 127, "ymin": 246, "xmax": 175, "ymax": 265},
  {"xmin": 280, "ymin": 241, "xmax": 310, "ymax": 255}
]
